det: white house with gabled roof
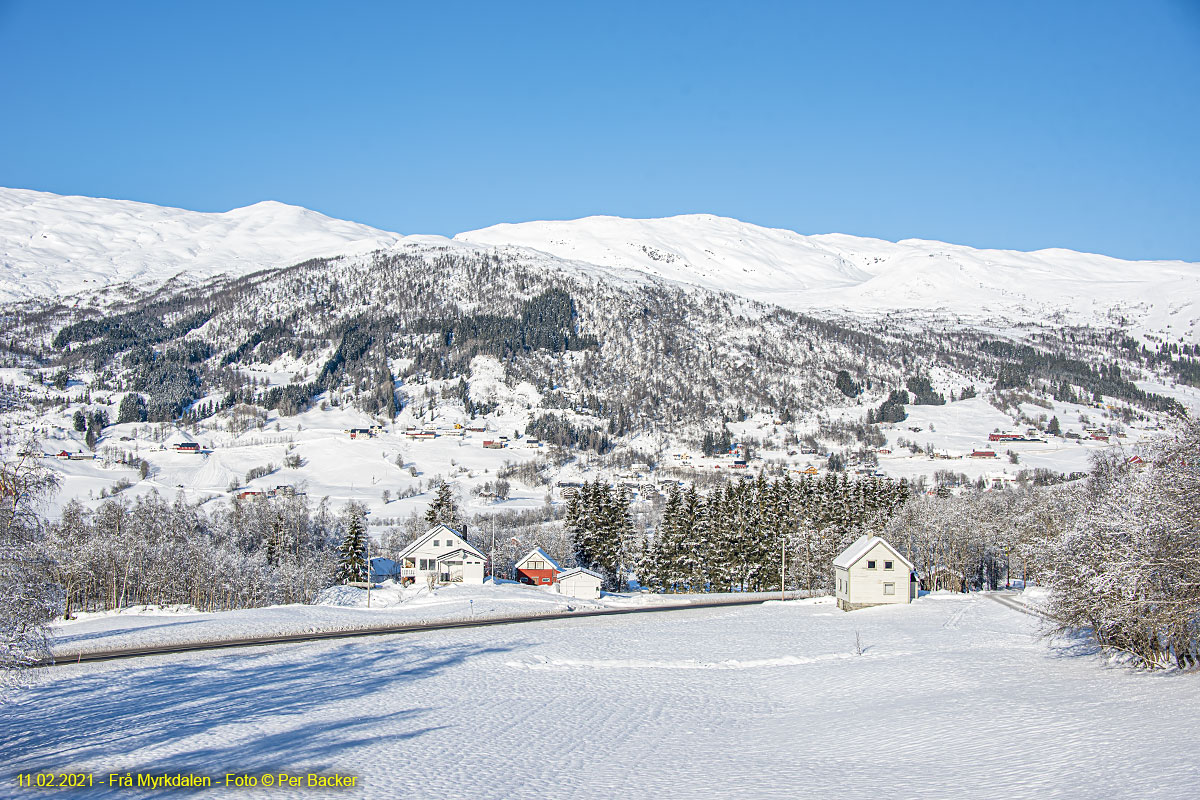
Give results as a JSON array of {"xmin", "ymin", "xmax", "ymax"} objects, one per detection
[
  {"xmin": 397, "ymin": 524, "xmax": 486, "ymax": 585},
  {"xmin": 833, "ymin": 535, "xmax": 915, "ymax": 611}
]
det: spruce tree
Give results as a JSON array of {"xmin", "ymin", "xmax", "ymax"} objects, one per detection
[
  {"xmin": 336, "ymin": 504, "xmax": 369, "ymax": 584},
  {"xmin": 425, "ymin": 481, "xmax": 460, "ymax": 528}
]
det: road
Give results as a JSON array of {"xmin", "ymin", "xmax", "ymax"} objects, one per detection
[
  {"xmin": 985, "ymin": 589, "xmax": 1053, "ymax": 621},
  {"xmin": 41, "ymin": 592, "xmax": 803, "ymax": 667}
]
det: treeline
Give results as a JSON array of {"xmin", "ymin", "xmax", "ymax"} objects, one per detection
[
  {"xmin": 565, "ymin": 481, "xmax": 635, "ymax": 590},
  {"xmin": 48, "ymin": 492, "xmax": 341, "ymax": 617},
  {"xmin": 1041, "ymin": 422, "xmax": 1200, "ymax": 668},
  {"xmin": 980, "ymin": 339, "xmax": 1181, "ymax": 413},
  {"xmin": 526, "ymin": 413, "xmax": 613, "ymax": 454},
  {"xmin": 640, "ymin": 474, "xmax": 910, "ymax": 594}
]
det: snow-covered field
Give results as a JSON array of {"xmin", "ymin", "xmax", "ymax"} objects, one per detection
[{"xmin": 6, "ymin": 592, "xmax": 1199, "ymax": 798}]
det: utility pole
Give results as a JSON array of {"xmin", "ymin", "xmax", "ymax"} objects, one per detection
[
  {"xmin": 490, "ymin": 515, "xmax": 496, "ymax": 583},
  {"xmin": 780, "ymin": 533, "xmax": 786, "ymax": 602}
]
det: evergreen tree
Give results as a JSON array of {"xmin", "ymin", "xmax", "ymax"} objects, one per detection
[
  {"xmin": 424, "ymin": 481, "xmax": 461, "ymax": 528},
  {"xmin": 72, "ymin": 410, "xmax": 86, "ymax": 432},
  {"xmin": 117, "ymin": 392, "xmax": 147, "ymax": 424},
  {"xmin": 568, "ymin": 480, "xmax": 631, "ymax": 590},
  {"xmin": 835, "ymin": 369, "xmax": 862, "ymax": 398},
  {"xmin": 336, "ymin": 503, "xmax": 369, "ymax": 583}
]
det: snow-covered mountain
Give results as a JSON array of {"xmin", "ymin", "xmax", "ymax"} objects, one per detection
[
  {"xmin": 0, "ymin": 187, "xmax": 412, "ymax": 301},
  {"xmin": 3, "ymin": 187, "xmax": 1197, "ymax": 341},
  {"xmin": 458, "ymin": 214, "xmax": 1200, "ymax": 337}
]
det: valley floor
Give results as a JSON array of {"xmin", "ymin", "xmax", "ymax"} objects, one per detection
[{"xmin": 4, "ymin": 593, "xmax": 1199, "ymax": 799}]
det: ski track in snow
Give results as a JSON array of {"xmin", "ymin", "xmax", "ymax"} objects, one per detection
[{"xmin": 3, "ymin": 594, "xmax": 1199, "ymax": 799}]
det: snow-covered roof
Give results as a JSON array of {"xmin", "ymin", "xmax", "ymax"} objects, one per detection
[
  {"xmin": 832, "ymin": 535, "xmax": 913, "ymax": 571},
  {"xmin": 436, "ymin": 547, "xmax": 486, "ymax": 563},
  {"xmin": 398, "ymin": 524, "xmax": 485, "ymax": 560},
  {"xmin": 515, "ymin": 547, "xmax": 562, "ymax": 572},
  {"xmin": 556, "ymin": 566, "xmax": 603, "ymax": 581}
]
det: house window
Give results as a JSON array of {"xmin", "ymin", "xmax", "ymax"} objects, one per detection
[
  {"xmin": 530, "ymin": 560, "xmax": 544, "ymax": 570},
  {"xmin": 433, "ymin": 540, "xmax": 440, "ymax": 547},
  {"xmin": 419, "ymin": 558, "xmax": 430, "ymax": 570},
  {"xmin": 866, "ymin": 560, "xmax": 876, "ymax": 569},
  {"xmin": 884, "ymin": 560, "xmax": 894, "ymax": 570},
  {"xmin": 883, "ymin": 582, "xmax": 895, "ymax": 595}
]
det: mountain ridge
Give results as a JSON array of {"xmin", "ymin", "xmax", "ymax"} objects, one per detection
[{"xmin": 2, "ymin": 187, "xmax": 1196, "ymax": 340}]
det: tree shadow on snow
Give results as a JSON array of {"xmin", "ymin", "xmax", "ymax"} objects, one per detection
[
  {"xmin": 1042, "ymin": 628, "xmax": 1141, "ymax": 671},
  {"xmin": 51, "ymin": 618, "xmax": 210, "ymax": 650},
  {"xmin": 0, "ymin": 636, "xmax": 512, "ymax": 779}
]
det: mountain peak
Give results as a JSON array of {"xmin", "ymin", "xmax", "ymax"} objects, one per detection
[{"xmin": 0, "ymin": 187, "xmax": 404, "ymax": 301}]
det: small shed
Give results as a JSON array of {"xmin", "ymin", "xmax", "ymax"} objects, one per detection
[
  {"xmin": 556, "ymin": 567, "xmax": 603, "ymax": 600},
  {"xmin": 514, "ymin": 547, "xmax": 561, "ymax": 587},
  {"xmin": 833, "ymin": 535, "xmax": 915, "ymax": 611}
]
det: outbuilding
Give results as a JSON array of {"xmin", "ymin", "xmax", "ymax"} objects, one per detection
[
  {"xmin": 514, "ymin": 547, "xmax": 561, "ymax": 587},
  {"xmin": 555, "ymin": 567, "xmax": 603, "ymax": 600},
  {"xmin": 833, "ymin": 535, "xmax": 915, "ymax": 611}
]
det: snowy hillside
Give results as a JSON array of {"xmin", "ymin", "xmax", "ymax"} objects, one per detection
[
  {"xmin": 0, "ymin": 187, "xmax": 412, "ymax": 301},
  {"xmin": 458, "ymin": 214, "xmax": 1200, "ymax": 338}
]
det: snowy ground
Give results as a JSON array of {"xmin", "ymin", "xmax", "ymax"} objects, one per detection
[{"xmin": 6, "ymin": 592, "xmax": 1200, "ymax": 798}]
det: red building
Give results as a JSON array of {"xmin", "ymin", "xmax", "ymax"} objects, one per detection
[{"xmin": 514, "ymin": 547, "xmax": 561, "ymax": 587}]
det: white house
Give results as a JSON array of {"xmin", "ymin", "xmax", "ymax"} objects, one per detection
[
  {"xmin": 833, "ymin": 535, "xmax": 915, "ymax": 611},
  {"xmin": 556, "ymin": 567, "xmax": 603, "ymax": 599},
  {"xmin": 396, "ymin": 524, "xmax": 486, "ymax": 586}
]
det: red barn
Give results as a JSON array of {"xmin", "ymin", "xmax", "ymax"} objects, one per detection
[{"xmin": 514, "ymin": 548, "xmax": 561, "ymax": 587}]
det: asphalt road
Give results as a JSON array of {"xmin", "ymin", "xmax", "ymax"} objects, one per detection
[
  {"xmin": 42, "ymin": 593, "xmax": 803, "ymax": 667},
  {"xmin": 985, "ymin": 590, "xmax": 1053, "ymax": 621}
]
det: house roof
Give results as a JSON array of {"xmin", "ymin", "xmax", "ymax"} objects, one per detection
[
  {"xmin": 398, "ymin": 524, "xmax": 486, "ymax": 560},
  {"xmin": 556, "ymin": 566, "xmax": 603, "ymax": 581},
  {"xmin": 515, "ymin": 547, "xmax": 562, "ymax": 572},
  {"xmin": 832, "ymin": 535, "xmax": 913, "ymax": 571},
  {"xmin": 436, "ymin": 547, "xmax": 486, "ymax": 563}
]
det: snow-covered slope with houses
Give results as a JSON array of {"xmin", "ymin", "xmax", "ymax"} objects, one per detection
[
  {"xmin": 458, "ymin": 214, "xmax": 1200, "ymax": 338},
  {"xmin": 0, "ymin": 187, "xmax": 414, "ymax": 301}
]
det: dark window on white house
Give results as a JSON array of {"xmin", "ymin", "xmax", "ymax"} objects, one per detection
[
  {"xmin": 867, "ymin": 560, "xmax": 877, "ymax": 569},
  {"xmin": 884, "ymin": 560, "xmax": 894, "ymax": 570}
]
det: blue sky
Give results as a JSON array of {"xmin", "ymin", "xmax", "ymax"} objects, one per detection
[{"xmin": 1, "ymin": 0, "xmax": 1198, "ymax": 260}]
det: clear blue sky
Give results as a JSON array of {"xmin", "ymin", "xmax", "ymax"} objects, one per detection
[{"xmin": 1, "ymin": 0, "xmax": 1198, "ymax": 260}]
